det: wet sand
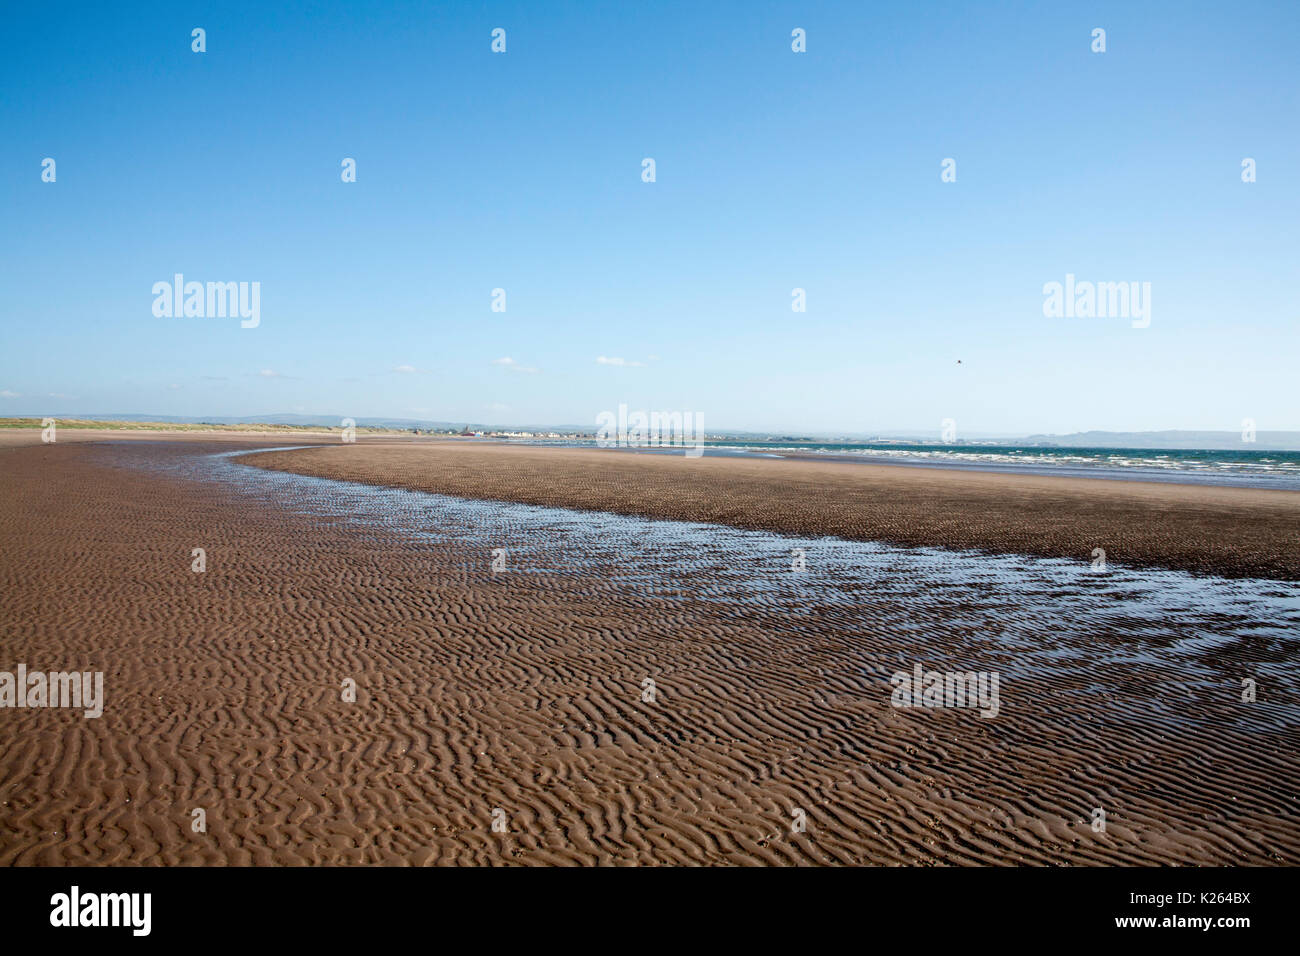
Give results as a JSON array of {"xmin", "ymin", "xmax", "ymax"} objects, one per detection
[
  {"xmin": 1, "ymin": 438, "xmax": 1296, "ymax": 866},
  {"xmin": 245, "ymin": 441, "xmax": 1300, "ymax": 581}
]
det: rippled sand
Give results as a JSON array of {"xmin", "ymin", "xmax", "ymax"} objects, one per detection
[{"xmin": 1, "ymin": 440, "xmax": 1297, "ymax": 865}]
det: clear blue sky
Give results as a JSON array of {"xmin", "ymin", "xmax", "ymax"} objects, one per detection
[{"xmin": 2, "ymin": 0, "xmax": 1297, "ymax": 435}]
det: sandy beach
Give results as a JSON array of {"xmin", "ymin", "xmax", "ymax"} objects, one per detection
[
  {"xmin": 245, "ymin": 441, "xmax": 1300, "ymax": 581},
  {"xmin": 1, "ymin": 435, "xmax": 1297, "ymax": 865}
]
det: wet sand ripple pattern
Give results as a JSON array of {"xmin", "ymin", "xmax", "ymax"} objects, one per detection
[{"xmin": 1, "ymin": 441, "xmax": 1297, "ymax": 865}]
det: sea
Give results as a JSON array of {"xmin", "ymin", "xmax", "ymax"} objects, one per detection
[{"xmin": 554, "ymin": 440, "xmax": 1300, "ymax": 491}]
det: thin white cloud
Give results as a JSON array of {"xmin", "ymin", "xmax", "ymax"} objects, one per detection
[
  {"xmin": 1, "ymin": 389, "xmax": 20, "ymax": 398},
  {"xmin": 492, "ymin": 357, "xmax": 539, "ymax": 374},
  {"xmin": 393, "ymin": 364, "xmax": 430, "ymax": 374},
  {"xmin": 596, "ymin": 356, "xmax": 645, "ymax": 367}
]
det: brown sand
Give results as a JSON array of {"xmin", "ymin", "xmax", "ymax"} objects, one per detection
[
  {"xmin": 244, "ymin": 441, "xmax": 1300, "ymax": 581},
  {"xmin": 1, "ymin": 438, "xmax": 1296, "ymax": 866}
]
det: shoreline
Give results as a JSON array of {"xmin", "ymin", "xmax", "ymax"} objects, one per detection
[
  {"xmin": 4, "ymin": 426, "xmax": 1295, "ymax": 490},
  {"xmin": 241, "ymin": 440, "xmax": 1300, "ymax": 581}
]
